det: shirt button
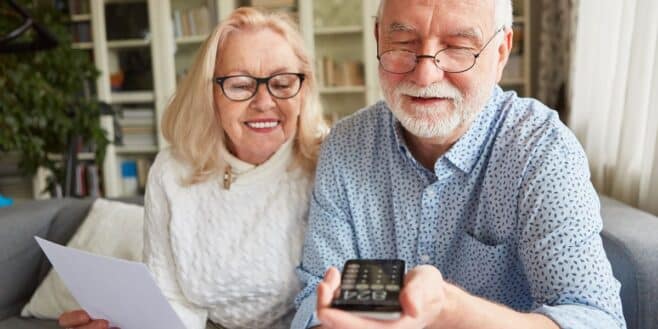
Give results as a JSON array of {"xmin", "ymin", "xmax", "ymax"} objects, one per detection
[
  {"xmin": 420, "ymin": 254, "xmax": 430, "ymax": 263},
  {"xmin": 426, "ymin": 190, "xmax": 435, "ymax": 198}
]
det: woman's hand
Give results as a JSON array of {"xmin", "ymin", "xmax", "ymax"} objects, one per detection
[{"xmin": 58, "ymin": 310, "xmax": 111, "ymax": 329}]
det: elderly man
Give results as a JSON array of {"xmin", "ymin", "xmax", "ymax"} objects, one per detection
[{"xmin": 291, "ymin": 0, "xmax": 626, "ymax": 329}]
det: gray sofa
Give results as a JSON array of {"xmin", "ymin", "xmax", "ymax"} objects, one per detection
[
  {"xmin": 0, "ymin": 197, "xmax": 143, "ymax": 329},
  {"xmin": 1, "ymin": 196, "xmax": 657, "ymax": 329}
]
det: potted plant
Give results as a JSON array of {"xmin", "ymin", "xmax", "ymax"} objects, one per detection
[{"xmin": 0, "ymin": 0, "xmax": 109, "ymax": 196}]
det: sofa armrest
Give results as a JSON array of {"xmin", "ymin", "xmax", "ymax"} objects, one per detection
[
  {"xmin": 600, "ymin": 196, "xmax": 658, "ymax": 329},
  {"xmin": 0, "ymin": 199, "xmax": 68, "ymax": 320}
]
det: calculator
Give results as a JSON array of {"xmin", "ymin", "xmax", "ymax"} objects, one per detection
[{"xmin": 330, "ymin": 259, "xmax": 406, "ymax": 320}]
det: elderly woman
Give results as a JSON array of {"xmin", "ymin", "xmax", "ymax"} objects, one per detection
[{"xmin": 58, "ymin": 7, "xmax": 327, "ymax": 329}]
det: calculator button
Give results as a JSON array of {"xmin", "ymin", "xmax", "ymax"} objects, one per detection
[
  {"xmin": 356, "ymin": 284, "xmax": 370, "ymax": 290},
  {"xmin": 341, "ymin": 283, "xmax": 355, "ymax": 290},
  {"xmin": 346, "ymin": 263, "xmax": 360, "ymax": 270},
  {"xmin": 386, "ymin": 284, "xmax": 400, "ymax": 292},
  {"xmin": 370, "ymin": 284, "xmax": 384, "ymax": 290}
]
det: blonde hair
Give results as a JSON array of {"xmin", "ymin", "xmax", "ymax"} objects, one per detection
[{"xmin": 161, "ymin": 7, "xmax": 328, "ymax": 185}]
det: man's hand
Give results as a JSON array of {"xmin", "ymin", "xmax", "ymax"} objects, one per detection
[{"xmin": 316, "ymin": 265, "xmax": 455, "ymax": 329}]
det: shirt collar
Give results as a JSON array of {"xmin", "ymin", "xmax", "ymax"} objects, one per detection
[
  {"xmin": 219, "ymin": 137, "xmax": 294, "ymax": 186},
  {"xmin": 389, "ymin": 85, "xmax": 503, "ymax": 175},
  {"xmin": 442, "ymin": 85, "xmax": 503, "ymax": 174}
]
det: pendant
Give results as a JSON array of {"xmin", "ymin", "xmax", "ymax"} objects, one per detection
[{"xmin": 223, "ymin": 165, "xmax": 234, "ymax": 190}]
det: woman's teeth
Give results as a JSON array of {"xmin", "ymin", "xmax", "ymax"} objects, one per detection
[{"xmin": 246, "ymin": 121, "xmax": 279, "ymax": 129}]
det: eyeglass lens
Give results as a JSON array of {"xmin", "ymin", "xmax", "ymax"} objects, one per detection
[{"xmin": 221, "ymin": 73, "xmax": 302, "ymax": 101}]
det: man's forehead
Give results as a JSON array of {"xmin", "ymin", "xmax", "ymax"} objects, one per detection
[{"xmin": 384, "ymin": 21, "xmax": 484, "ymax": 39}]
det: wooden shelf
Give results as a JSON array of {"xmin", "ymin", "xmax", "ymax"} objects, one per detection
[
  {"xmin": 72, "ymin": 42, "xmax": 93, "ymax": 50},
  {"xmin": 71, "ymin": 14, "xmax": 91, "ymax": 22},
  {"xmin": 176, "ymin": 35, "xmax": 207, "ymax": 45},
  {"xmin": 314, "ymin": 25, "xmax": 363, "ymax": 35},
  {"xmin": 116, "ymin": 145, "xmax": 159, "ymax": 155},
  {"xmin": 320, "ymin": 86, "xmax": 366, "ymax": 94},
  {"xmin": 107, "ymin": 39, "xmax": 151, "ymax": 48},
  {"xmin": 111, "ymin": 91, "xmax": 155, "ymax": 104}
]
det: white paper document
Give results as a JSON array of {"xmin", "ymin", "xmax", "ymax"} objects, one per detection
[{"xmin": 35, "ymin": 236, "xmax": 186, "ymax": 329}]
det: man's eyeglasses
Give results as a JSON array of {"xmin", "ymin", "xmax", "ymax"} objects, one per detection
[
  {"xmin": 213, "ymin": 73, "xmax": 305, "ymax": 101},
  {"xmin": 377, "ymin": 27, "xmax": 505, "ymax": 74}
]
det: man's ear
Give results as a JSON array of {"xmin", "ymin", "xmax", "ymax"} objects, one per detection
[{"xmin": 495, "ymin": 27, "xmax": 514, "ymax": 82}]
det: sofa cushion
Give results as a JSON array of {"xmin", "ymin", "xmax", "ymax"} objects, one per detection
[{"xmin": 20, "ymin": 198, "xmax": 144, "ymax": 320}]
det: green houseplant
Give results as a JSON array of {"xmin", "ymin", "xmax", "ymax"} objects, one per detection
[{"xmin": 0, "ymin": 0, "xmax": 109, "ymax": 195}]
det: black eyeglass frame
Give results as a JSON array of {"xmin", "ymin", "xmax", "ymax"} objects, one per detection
[
  {"xmin": 213, "ymin": 72, "xmax": 306, "ymax": 101},
  {"xmin": 376, "ymin": 26, "xmax": 506, "ymax": 74}
]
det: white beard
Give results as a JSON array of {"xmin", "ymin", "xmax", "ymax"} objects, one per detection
[{"xmin": 382, "ymin": 80, "xmax": 486, "ymax": 139}]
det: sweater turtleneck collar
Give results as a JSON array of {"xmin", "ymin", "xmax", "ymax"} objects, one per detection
[{"xmin": 219, "ymin": 137, "xmax": 295, "ymax": 189}]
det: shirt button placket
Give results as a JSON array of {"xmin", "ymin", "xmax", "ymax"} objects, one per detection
[{"xmin": 418, "ymin": 184, "xmax": 439, "ymax": 265}]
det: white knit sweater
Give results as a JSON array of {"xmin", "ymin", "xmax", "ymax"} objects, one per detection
[{"xmin": 143, "ymin": 140, "xmax": 312, "ymax": 329}]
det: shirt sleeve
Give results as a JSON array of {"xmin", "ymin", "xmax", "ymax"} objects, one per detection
[
  {"xmin": 143, "ymin": 154, "xmax": 209, "ymax": 329},
  {"xmin": 517, "ymin": 127, "xmax": 626, "ymax": 329},
  {"xmin": 291, "ymin": 134, "xmax": 360, "ymax": 329}
]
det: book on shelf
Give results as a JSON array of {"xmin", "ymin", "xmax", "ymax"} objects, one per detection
[
  {"xmin": 511, "ymin": 25, "xmax": 524, "ymax": 55},
  {"xmin": 74, "ymin": 162, "xmax": 101, "ymax": 198},
  {"xmin": 121, "ymin": 107, "xmax": 155, "ymax": 119},
  {"xmin": 68, "ymin": 0, "xmax": 90, "ymax": 16},
  {"xmin": 121, "ymin": 158, "xmax": 152, "ymax": 195},
  {"xmin": 250, "ymin": 0, "xmax": 296, "ymax": 8},
  {"xmin": 503, "ymin": 55, "xmax": 523, "ymax": 80},
  {"xmin": 71, "ymin": 22, "xmax": 92, "ymax": 43},
  {"xmin": 120, "ymin": 126, "xmax": 157, "ymax": 147},
  {"xmin": 317, "ymin": 56, "xmax": 364, "ymax": 87},
  {"xmin": 172, "ymin": 6, "xmax": 211, "ymax": 38},
  {"xmin": 136, "ymin": 158, "xmax": 152, "ymax": 192},
  {"xmin": 119, "ymin": 117, "xmax": 154, "ymax": 127}
]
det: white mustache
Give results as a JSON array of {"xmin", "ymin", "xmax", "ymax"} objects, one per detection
[{"xmin": 395, "ymin": 82, "xmax": 463, "ymax": 101}]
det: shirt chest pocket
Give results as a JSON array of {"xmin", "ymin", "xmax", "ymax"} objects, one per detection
[{"xmin": 447, "ymin": 232, "xmax": 521, "ymax": 301}]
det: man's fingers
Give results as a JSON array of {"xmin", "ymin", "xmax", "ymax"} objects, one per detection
[
  {"xmin": 399, "ymin": 286, "xmax": 422, "ymax": 318},
  {"xmin": 324, "ymin": 267, "xmax": 341, "ymax": 288},
  {"xmin": 399, "ymin": 265, "xmax": 446, "ymax": 319},
  {"xmin": 317, "ymin": 267, "xmax": 341, "ymax": 308},
  {"xmin": 58, "ymin": 310, "xmax": 91, "ymax": 327},
  {"xmin": 319, "ymin": 308, "xmax": 417, "ymax": 329},
  {"xmin": 317, "ymin": 281, "xmax": 334, "ymax": 308}
]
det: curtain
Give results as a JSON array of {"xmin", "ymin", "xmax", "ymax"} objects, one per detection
[{"xmin": 569, "ymin": 0, "xmax": 658, "ymax": 215}]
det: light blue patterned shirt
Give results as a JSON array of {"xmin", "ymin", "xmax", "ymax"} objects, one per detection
[{"xmin": 291, "ymin": 86, "xmax": 626, "ymax": 329}]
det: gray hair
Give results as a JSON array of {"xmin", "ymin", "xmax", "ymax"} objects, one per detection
[{"xmin": 376, "ymin": 0, "xmax": 514, "ymax": 29}]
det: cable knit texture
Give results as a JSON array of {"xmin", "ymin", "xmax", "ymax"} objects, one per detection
[{"xmin": 143, "ymin": 140, "xmax": 312, "ymax": 329}]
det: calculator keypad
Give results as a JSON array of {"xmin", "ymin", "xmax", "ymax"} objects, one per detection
[{"xmin": 332, "ymin": 259, "xmax": 405, "ymax": 311}]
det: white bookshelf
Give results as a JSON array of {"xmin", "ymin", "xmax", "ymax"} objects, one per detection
[
  {"xmin": 36, "ymin": 0, "xmax": 530, "ymax": 199},
  {"xmin": 501, "ymin": 0, "xmax": 532, "ymax": 96},
  {"xmin": 89, "ymin": 0, "xmax": 163, "ymax": 197},
  {"xmin": 305, "ymin": 0, "xmax": 380, "ymax": 119}
]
